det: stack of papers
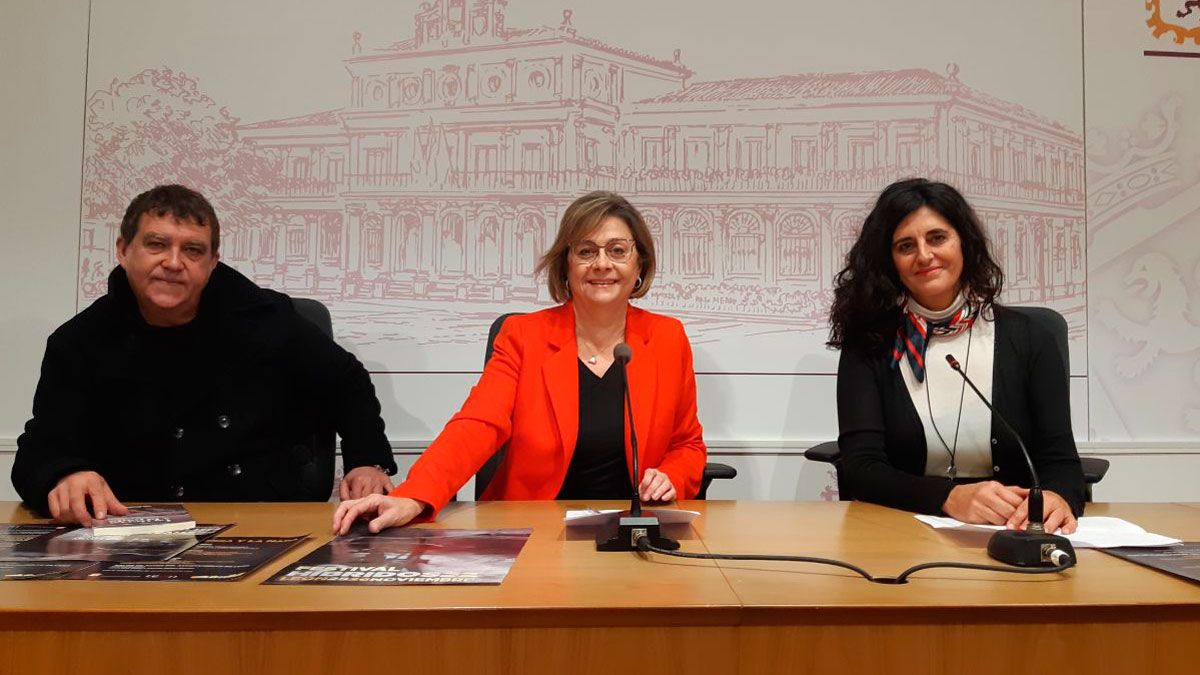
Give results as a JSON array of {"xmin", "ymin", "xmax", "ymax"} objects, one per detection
[
  {"xmin": 914, "ymin": 515, "xmax": 1181, "ymax": 548},
  {"xmin": 92, "ymin": 504, "xmax": 196, "ymax": 537}
]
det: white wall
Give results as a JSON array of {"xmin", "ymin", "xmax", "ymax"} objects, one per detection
[{"xmin": 0, "ymin": 0, "xmax": 92, "ymax": 500}]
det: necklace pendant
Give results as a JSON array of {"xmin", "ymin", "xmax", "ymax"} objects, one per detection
[
  {"xmin": 947, "ymin": 465, "xmax": 957, "ymax": 480},
  {"xmin": 587, "ymin": 355, "xmax": 597, "ymax": 365}
]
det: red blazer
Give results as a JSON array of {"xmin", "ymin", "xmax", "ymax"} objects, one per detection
[{"xmin": 390, "ymin": 302, "xmax": 707, "ymax": 518}]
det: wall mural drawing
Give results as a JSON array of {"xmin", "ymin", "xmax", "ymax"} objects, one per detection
[
  {"xmin": 1087, "ymin": 91, "xmax": 1200, "ymax": 439},
  {"xmin": 78, "ymin": 0, "xmax": 1086, "ymax": 374}
]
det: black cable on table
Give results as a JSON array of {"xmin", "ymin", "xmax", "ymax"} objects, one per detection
[{"xmin": 636, "ymin": 537, "xmax": 1074, "ymax": 584}]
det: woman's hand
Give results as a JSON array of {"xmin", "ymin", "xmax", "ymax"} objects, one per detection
[
  {"xmin": 638, "ymin": 468, "xmax": 676, "ymax": 503},
  {"xmin": 331, "ymin": 494, "xmax": 426, "ymax": 535},
  {"xmin": 1006, "ymin": 489, "xmax": 1078, "ymax": 534},
  {"xmin": 942, "ymin": 481, "xmax": 1027, "ymax": 525}
]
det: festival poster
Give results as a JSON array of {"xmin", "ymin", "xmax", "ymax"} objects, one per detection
[
  {"xmin": 1103, "ymin": 543, "xmax": 1200, "ymax": 585},
  {"xmin": 66, "ymin": 535, "xmax": 309, "ymax": 582},
  {"xmin": 0, "ymin": 560, "xmax": 99, "ymax": 581},
  {"xmin": 265, "ymin": 527, "xmax": 531, "ymax": 586},
  {"xmin": 0, "ymin": 524, "xmax": 68, "ymax": 555},
  {"xmin": 5, "ymin": 524, "xmax": 231, "ymax": 562}
]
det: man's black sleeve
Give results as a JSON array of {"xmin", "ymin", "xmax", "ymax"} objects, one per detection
[
  {"xmin": 12, "ymin": 332, "xmax": 102, "ymax": 514},
  {"xmin": 285, "ymin": 309, "xmax": 397, "ymax": 476}
]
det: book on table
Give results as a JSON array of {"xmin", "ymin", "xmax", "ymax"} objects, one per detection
[{"xmin": 91, "ymin": 504, "xmax": 196, "ymax": 537}]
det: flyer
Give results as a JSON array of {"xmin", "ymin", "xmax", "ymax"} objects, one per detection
[
  {"xmin": 0, "ymin": 524, "xmax": 68, "ymax": 555},
  {"xmin": 265, "ymin": 527, "xmax": 532, "ymax": 586},
  {"xmin": 5, "ymin": 524, "xmax": 231, "ymax": 562},
  {"xmin": 67, "ymin": 535, "xmax": 309, "ymax": 582},
  {"xmin": 1103, "ymin": 543, "xmax": 1200, "ymax": 585},
  {"xmin": 0, "ymin": 560, "xmax": 98, "ymax": 581}
]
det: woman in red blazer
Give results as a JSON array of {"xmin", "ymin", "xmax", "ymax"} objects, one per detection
[{"xmin": 334, "ymin": 192, "xmax": 707, "ymax": 533}]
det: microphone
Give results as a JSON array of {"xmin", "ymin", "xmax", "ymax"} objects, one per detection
[
  {"xmin": 596, "ymin": 342, "xmax": 680, "ymax": 552},
  {"xmin": 944, "ymin": 354, "xmax": 1074, "ymax": 567},
  {"xmin": 612, "ymin": 343, "xmax": 640, "ymax": 516}
]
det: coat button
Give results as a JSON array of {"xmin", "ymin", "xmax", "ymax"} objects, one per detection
[
  {"xmin": 216, "ymin": 414, "xmax": 231, "ymax": 429},
  {"xmin": 993, "ymin": 465, "xmax": 1001, "ymax": 472},
  {"xmin": 990, "ymin": 438, "xmax": 998, "ymax": 445},
  {"xmin": 173, "ymin": 427, "xmax": 185, "ymax": 440},
  {"xmin": 227, "ymin": 463, "xmax": 242, "ymax": 477},
  {"xmin": 174, "ymin": 485, "xmax": 185, "ymax": 498}
]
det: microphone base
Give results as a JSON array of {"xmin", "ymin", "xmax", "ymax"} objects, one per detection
[
  {"xmin": 986, "ymin": 528, "xmax": 1075, "ymax": 567},
  {"xmin": 595, "ymin": 511, "xmax": 680, "ymax": 552}
]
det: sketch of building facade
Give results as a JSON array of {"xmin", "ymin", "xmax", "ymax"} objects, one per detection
[{"xmin": 82, "ymin": 0, "xmax": 1086, "ymax": 330}]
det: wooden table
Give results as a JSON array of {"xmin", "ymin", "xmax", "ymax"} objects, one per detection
[
  {"xmin": 699, "ymin": 501, "xmax": 1200, "ymax": 674},
  {"xmin": 0, "ymin": 501, "xmax": 1197, "ymax": 675}
]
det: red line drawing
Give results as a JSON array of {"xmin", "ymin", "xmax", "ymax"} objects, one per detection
[
  {"xmin": 79, "ymin": 1, "xmax": 1086, "ymax": 363},
  {"xmin": 1086, "ymin": 93, "xmax": 1200, "ymax": 437}
]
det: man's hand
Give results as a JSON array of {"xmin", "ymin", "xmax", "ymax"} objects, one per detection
[
  {"xmin": 1006, "ymin": 490, "xmax": 1078, "ymax": 534},
  {"xmin": 332, "ymin": 494, "xmax": 425, "ymax": 535},
  {"xmin": 338, "ymin": 466, "xmax": 394, "ymax": 500},
  {"xmin": 48, "ymin": 471, "xmax": 128, "ymax": 526},
  {"xmin": 638, "ymin": 468, "xmax": 677, "ymax": 503},
  {"xmin": 942, "ymin": 481, "xmax": 1027, "ymax": 525}
]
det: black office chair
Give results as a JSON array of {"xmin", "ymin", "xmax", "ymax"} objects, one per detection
[
  {"xmin": 293, "ymin": 297, "xmax": 333, "ymax": 338},
  {"xmin": 806, "ymin": 305, "xmax": 1109, "ymax": 502},
  {"xmin": 292, "ymin": 297, "xmax": 339, "ymax": 499},
  {"xmin": 475, "ymin": 313, "xmax": 737, "ymax": 500}
]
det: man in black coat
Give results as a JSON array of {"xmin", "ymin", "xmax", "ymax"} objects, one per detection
[{"xmin": 12, "ymin": 185, "xmax": 397, "ymax": 525}]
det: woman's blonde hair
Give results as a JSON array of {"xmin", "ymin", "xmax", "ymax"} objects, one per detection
[{"xmin": 535, "ymin": 191, "xmax": 657, "ymax": 303}]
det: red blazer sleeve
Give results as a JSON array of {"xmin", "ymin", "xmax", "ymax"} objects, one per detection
[
  {"xmin": 389, "ymin": 319, "xmax": 522, "ymax": 518},
  {"xmin": 651, "ymin": 319, "xmax": 707, "ymax": 499}
]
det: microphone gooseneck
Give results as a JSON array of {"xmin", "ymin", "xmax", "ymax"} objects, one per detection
[
  {"xmin": 613, "ymin": 342, "xmax": 640, "ymax": 516},
  {"xmin": 943, "ymin": 354, "xmax": 1074, "ymax": 568},
  {"xmin": 944, "ymin": 353, "xmax": 1044, "ymax": 529},
  {"xmin": 594, "ymin": 342, "xmax": 679, "ymax": 552}
]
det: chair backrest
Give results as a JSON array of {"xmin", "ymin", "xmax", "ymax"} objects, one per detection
[
  {"xmin": 293, "ymin": 297, "xmax": 334, "ymax": 339},
  {"xmin": 1007, "ymin": 305, "xmax": 1069, "ymax": 387},
  {"xmin": 1007, "ymin": 304, "xmax": 1111, "ymax": 498},
  {"xmin": 475, "ymin": 313, "xmax": 524, "ymax": 499},
  {"xmin": 289, "ymin": 297, "xmax": 337, "ymax": 499}
]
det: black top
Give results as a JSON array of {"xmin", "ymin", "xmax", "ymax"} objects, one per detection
[
  {"xmin": 836, "ymin": 305, "xmax": 1086, "ymax": 517},
  {"xmin": 557, "ymin": 360, "xmax": 632, "ymax": 500},
  {"xmin": 12, "ymin": 263, "xmax": 397, "ymax": 513}
]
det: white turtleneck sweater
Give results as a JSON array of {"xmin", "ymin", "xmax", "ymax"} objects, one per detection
[{"xmin": 897, "ymin": 296, "xmax": 996, "ymax": 479}]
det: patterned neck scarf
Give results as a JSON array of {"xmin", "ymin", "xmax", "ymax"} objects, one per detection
[{"xmin": 890, "ymin": 293, "xmax": 975, "ymax": 383}]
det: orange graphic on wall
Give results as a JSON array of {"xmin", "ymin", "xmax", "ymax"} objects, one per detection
[{"xmin": 1147, "ymin": 0, "xmax": 1200, "ymax": 45}]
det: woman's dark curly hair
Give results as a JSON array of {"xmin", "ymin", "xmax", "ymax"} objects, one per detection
[{"xmin": 827, "ymin": 178, "xmax": 1003, "ymax": 355}]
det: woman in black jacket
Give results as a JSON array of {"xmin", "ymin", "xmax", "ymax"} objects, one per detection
[{"xmin": 829, "ymin": 178, "xmax": 1085, "ymax": 533}]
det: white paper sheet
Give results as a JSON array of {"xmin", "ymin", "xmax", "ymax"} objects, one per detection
[{"xmin": 914, "ymin": 515, "xmax": 1182, "ymax": 549}]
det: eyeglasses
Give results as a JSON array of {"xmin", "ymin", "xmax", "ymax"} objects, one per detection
[{"xmin": 570, "ymin": 238, "xmax": 636, "ymax": 264}]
